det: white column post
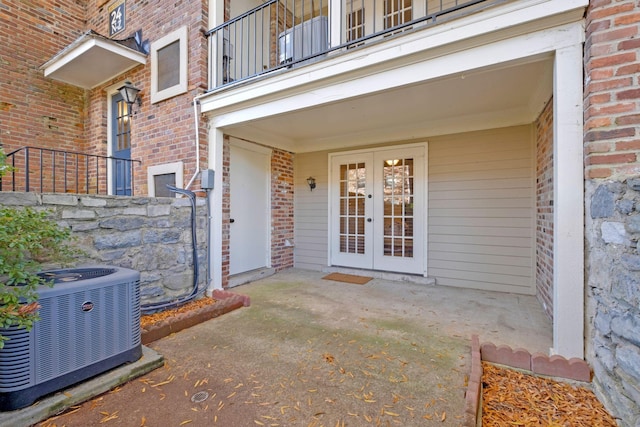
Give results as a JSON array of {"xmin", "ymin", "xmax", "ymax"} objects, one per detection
[
  {"xmin": 552, "ymin": 43, "xmax": 585, "ymax": 359},
  {"xmin": 329, "ymin": 0, "xmax": 342, "ymax": 48},
  {"xmin": 208, "ymin": 0, "xmax": 225, "ymax": 89},
  {"xmin": 207, "ymin": 126, "xmax": 225, "ymax": 293},
  {"xmin": 208, "ymin": 0, "xmax": 224, "ymax": 29}
]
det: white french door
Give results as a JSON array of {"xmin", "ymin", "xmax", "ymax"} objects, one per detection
[{"xmin": 330, "ymin": 145, "xmax": 425, "ymax": 274}]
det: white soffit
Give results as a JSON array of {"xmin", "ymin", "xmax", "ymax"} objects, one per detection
[{"xmin": 42, "ymin": 32, "xmax": 147, "ymax": 89}]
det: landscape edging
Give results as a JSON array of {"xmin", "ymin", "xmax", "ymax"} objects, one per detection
[{"xmin": 141, "ymin": 291, "xmax": 250, "ymax": 344}]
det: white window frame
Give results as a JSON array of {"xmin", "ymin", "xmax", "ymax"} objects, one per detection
[
  {"xmin": 150, "ymin": 26, "xmax": 188, "ymax": 104},
  {"xmin": 147, "ymin": 161, "xmax": 184, "ymax": 197}
]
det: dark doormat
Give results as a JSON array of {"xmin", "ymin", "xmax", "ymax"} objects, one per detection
[{"xmin": 322, "ymin": 272, "xmax": 373, "ymax": 285}]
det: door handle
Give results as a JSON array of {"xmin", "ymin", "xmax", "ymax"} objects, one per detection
[
  {"xmin": 230, "ymin": 218, "xmax": 235, "ymax": 223},
  {"xmin": 367, "ymin": 218, "xmax": 372, "ymax": 222}
]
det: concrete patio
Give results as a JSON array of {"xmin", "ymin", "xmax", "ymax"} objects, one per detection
[{"xmin": 30, "ymin": 268, "xmax": 551, "ymax": 426}]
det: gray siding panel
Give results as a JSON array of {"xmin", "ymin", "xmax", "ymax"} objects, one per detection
[
  {"xmin": 428, "ymin": 126, "xmax": 535, "ymax": 294},
  {"xmin": 294, "ymin": 151, "xmax": 330, "ymax": 271}
]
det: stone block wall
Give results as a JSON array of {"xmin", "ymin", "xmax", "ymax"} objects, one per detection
[
  {"xmin": 0, "ymin": 192, "xmax": 208, "ymax": 305},
  {"xmin": 587, "ymin": 181, "xmax": 640, "ymax": 425},
  {"xmin": 585, "ymin": 0, "xmax": 640, "ymax": 425}
]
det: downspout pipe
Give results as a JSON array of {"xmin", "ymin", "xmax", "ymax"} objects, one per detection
[
  {"xmin": 184, "ymin": 98, "xmax": 202, "ymax": 190},
  {"xmin": 185, "ymin": 91, "xmax": 218, "ymax": 294}
]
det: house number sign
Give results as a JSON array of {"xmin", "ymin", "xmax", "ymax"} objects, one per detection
[{"xmin": 109, "ymin": 0, "xmax": 126, "ymax": 36}]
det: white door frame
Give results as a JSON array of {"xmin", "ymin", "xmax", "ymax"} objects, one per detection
[{"xmin": 328, "ymin": 142, "xmax": 428, "ymax": 275}]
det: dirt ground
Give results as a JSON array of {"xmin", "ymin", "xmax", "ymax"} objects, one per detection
[{"xmin": 41, "ymin": 271, "xmax": 473, "ymax": 426}]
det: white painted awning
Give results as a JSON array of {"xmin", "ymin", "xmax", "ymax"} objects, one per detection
[{"xmin": 42, "ymin": 31, "xmax": 147, "ymax": 89}]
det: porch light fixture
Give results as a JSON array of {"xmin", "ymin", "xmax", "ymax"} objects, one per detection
[
  {"xmin": 118, "ymin": 81, "xmax": 142, "ymax": 109},
  {"xmin": 385, "ymin": 159, "xmax": 400, "ymax": 166},
  {"xmin": 306, "ymin": 177, "xmax": 316, "ymax": 191}
]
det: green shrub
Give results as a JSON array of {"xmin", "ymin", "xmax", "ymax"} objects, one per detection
[{"xmin": 0, "ymin": 148, "xmax": 75, "ymax": 348}]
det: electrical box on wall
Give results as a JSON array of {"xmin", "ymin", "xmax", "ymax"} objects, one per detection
[{"xmin": 201, "ymin": 169, "xmax": 215, "ymax": 189}]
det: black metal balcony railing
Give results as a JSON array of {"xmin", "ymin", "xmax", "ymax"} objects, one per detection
[
  {"xmin": 0, "ymin": 146, "xmax": 141, "ymax": 195},
  {"xmin": 207, "ymin": 0, "xmax": 496, "ymax": 89}
]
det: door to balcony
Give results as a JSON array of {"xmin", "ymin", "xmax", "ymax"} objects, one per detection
[{"xmin": 330, "ymin": 145, "xmax": 425, "ymax": 274}]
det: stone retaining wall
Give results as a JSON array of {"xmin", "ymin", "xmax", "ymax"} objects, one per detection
[
  {"xmin": 0, "ymin": 191, "xmax": 208, "ymax": 305},
  {"xmin": 586, "ymin": 180, "xmax": 640, "ymax": 425}
]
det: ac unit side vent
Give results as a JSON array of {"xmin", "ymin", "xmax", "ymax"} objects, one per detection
[{"xmin": 131, "ymin": 282, "xmax": 141, "ymax": 347}]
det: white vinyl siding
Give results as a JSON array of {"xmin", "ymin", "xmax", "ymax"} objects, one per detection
[
  {"xmin": 428, "ymin": 126, "xmax": 535, "ymax": 294},
  {"xmin": 294, "ymin": 151, "xmax": 330, "ymax": 270}
]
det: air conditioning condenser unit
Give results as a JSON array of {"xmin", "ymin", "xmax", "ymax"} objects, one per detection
[
  {"xmin": 278, "ymin": 16, "xmax": 328, "ymax": 64},
  {"xmin": 0, "ymin": 266, "xmax": 141, "ymax": 411}
]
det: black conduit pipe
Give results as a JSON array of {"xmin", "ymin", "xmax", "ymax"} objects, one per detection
[{"xmin": 140, "ymin": 185, "xmax": 203, "ymax": 313}]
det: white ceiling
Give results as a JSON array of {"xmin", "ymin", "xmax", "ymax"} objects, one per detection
[{"xmin": 220, "ymin": 55, "xmax": 554, "ymax": 153}]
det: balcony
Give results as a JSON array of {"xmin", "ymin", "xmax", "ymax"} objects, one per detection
[{"xmin": 207, "ymin": 0, "xmax": 502, "ymax": 90}]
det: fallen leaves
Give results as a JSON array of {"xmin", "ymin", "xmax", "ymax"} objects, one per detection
[
  {"xmin": 151, "ymin": 374, "xmax": 176, "ymax": 388},
  {"xmin": 482, "ymin": 362, "xmax": 616, "ymax": 426},
  {"xmin": 140, "ymin": 297, "xmax": 217, "ymax": 329},
  {"xmin": 99, "ymin": 410, "xmax": 118, "ymax": 423}
]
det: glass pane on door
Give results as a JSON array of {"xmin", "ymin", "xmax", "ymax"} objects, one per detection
[
  {"xmin": 339, "ymin": 162, "xmax": 367, "ymax": 254},
  {"xmin": 382, "ymin": 157, "xmax": 414, "ymax": 258}
]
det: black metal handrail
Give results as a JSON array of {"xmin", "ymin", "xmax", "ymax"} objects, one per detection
[
  {"xmin": 207, "ymin": 0, "xmax": 499, "ymax": 90},
  {"xmin": 0, "ymin": 146, "xmax": 141, "ymax": 195}
]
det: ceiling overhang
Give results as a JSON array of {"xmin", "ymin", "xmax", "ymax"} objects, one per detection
[
  {"xmin": 201, "ymin": 0, "xmax": 586, "ymax": 153},
  {"xmin": 42, "ymin": 31, "xmax": 147, "ymax": 89}
]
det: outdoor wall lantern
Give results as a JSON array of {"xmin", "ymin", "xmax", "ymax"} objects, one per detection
[
  {"xmin": 118, "ymin": 81, "xmax": 142, "ymax": 111},
  {"xmin": 306, "ymin": 177, "xmax": 316, "ymax": 191}
]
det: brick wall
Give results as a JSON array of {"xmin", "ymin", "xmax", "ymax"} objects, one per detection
[
  {"xmin": 1, "ymin": 0, "xmax": 209, "ymax": 196},
  {"xmin": 535, "ymin": 97, "xmax": 553, "ymax": 320},
  {"xmin": 585, "ymin": 0, "xmax": 640, "ymax": 425},
  {"xmin": 84, "ymin": 0, "xmax": 210, "ymax": 195},
  {"xmin": 221, "ymin": 137, "xmax": 231, "ymax": 288},
  {"xmin": 271, "ymin": 148, "xmax": 295, "ymax": 271},
  {"xmin": 584, "ymin": 0, "xmax": 640, "ymax": 180},
  {"xmin": 0, "ymin": 0, "xmax": 87, "ymax": 182}
]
